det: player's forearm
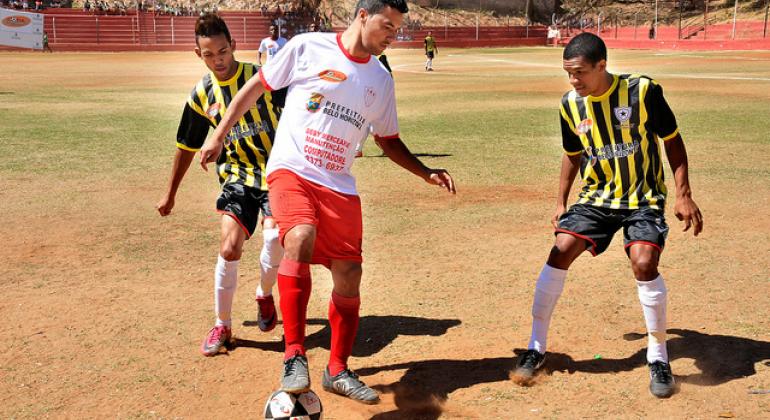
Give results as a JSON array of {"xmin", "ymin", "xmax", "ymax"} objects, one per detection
[
  {"xmin": 210, "ymin": 77, "xmax": 265, "ymax": 146},
  {"xmin": 557, "ymin": 154, "xmax": 580, "ymax": 207},
  {"xmin": 664, "ymin": 135, "xmax": 693, "ymax": 198},
  {"xmin": 377, "ymin": 138, "xmax": 430, "ymax": 180},
  {"xmin": 166, "ymin": 148, "xmax": 196, "ymax": 195}
]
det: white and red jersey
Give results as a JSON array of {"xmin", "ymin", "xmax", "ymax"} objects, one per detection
[{"xmin": 260, "ymin": 32, "xmax": 399, "ymax": 195}]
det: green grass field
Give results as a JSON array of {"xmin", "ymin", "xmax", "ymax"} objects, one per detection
[{"xmin": 1, "ymin": 48, "xmax": 769, "ymax": 418}]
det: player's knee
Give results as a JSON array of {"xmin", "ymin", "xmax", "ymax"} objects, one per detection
[
  {"xmin": 260, "ymin": 228, "xmax": 283, "ymax": 268},
  {"xmin": 220, "ymin": 240, "xmax": 243, "ymax": 261},
  {"xmin": 547, "ymin": 244, "xmax": 574, "ymax": 270},
  {"xmin": 631, "ymin": 256, "xmax": 658, "ymax": 281}
]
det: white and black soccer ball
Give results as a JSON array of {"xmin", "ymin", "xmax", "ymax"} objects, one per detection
[{"xmin": 263, "ymin": 390, "xmax": 323, "ymax": 420}]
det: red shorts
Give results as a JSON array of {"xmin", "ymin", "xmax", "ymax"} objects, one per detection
[{"xmin": 267, "ymin": 169, "xmax": 363, "ymax": 267}]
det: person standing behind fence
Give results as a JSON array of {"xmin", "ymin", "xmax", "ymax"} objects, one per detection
[{"xmin": 424, "ymin": 30, "xmax": 437, "ymax": 71}]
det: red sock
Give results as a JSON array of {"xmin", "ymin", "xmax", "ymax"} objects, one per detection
[
  {"xmin": 327, "ymin": 291, "xmax": 360, "ymax": 376},
  {"xmin": 277, "ymin": 258, "xmax": 311, "ymax": 360}
]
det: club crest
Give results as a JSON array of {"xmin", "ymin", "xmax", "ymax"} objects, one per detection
[
  {"xmin": 206, "ymin": 103, "xmax": 221, "ymax": 119},
  {"xmin": 614, "ymin": 106, "xmax": 632, "ymax": 122}
]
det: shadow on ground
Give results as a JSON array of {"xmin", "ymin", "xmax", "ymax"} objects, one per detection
[
  {"xmin": 234, "ymin": 315, "xmax": 461, "ymax": 357},
  {"xmin": 360, "ymin": 329, "xmax": 769, "ymax": 419}
]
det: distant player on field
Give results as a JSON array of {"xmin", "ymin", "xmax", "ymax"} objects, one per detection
[
  {"xmin": 199, "ymin": 0, "xmax": 455, "ymax": 404},
  {"xmin": 513, "ymin": 33, "xmax": 703, "ymax": 399},
  {"xmin": 258, "ymin": 25, "xmax": 288, "ymax": 65},
  {"xmin": 156, "ymin": 13, "xmax": 285, "ymax": 357},
  {"xmin": 424, "ymin": 30, "xmax": 437, "ymax": 71}
]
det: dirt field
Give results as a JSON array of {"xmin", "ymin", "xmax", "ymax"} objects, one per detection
[{"xmin": 1, "ymin": 47, "xmax": 769, "ymax": 419}]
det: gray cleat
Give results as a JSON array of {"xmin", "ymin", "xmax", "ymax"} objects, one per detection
[
  {"xmin": 322, "ymin": 367, "xmax": 379, "ymax": 404},
  {"xmin": 648, "ymin": 361, "xmax": 676, "ymax": 398},
  {"xmin": 281, "ymin": 352, "xmax": 310, "ymax": 393}
]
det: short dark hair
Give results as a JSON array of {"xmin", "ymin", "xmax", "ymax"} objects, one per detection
[
  {"xmin": 195, "ymin": 13, "xmax": 232, "ymax": 45},
  {"xmin": 354, "ymin": 0, "xmax": 408, "ymax": 15},
  {"xmin": 563, "ymin": 32, "xmax": 606, "ymax": 64}
]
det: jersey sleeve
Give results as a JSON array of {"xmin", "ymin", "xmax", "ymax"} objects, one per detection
[
  {"xmin": 258, "ymin": 36, "xmax": 302, "ymax": 92},
  {"xmin": 371, "ymin": 80, "xmax": 399, "ymax": 140},
  {"xmin": 176, "ymin": 103, "xmax": 211, "ymax": 151},
  {"xmin": 560, "ymin": 103, "xmax": 583, "ymax": 155},
  {"xmin": 258, "ymin": 39, "xmax": 267, "ymax": 53},
  {"xmin": 646, "ymin": 80, "xmax": 679, "ymax": 141}
]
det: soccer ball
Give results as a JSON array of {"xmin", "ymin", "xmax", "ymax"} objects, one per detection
[{"xmin": 263, "ymin": 390, "xmax": 323, "ymax": 420}]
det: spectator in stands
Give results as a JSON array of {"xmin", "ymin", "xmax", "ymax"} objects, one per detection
[
  {"xmin": 547, "ymin": 24, "xmax": 561, "ymax": 47},
  {"xmin": 309, "ymin": 23, "xmax": 318, "ymax": 32},
  {"xmin": 648, "ymin": 24, "xmax": 656, "ymax": 40},
  {"xmin": 258, "ymin": 24, "xmax": 288, "ymax": 65},
  {"xmin": 261, "ymin": 2, "xmax": 267, "ymax": 16}
]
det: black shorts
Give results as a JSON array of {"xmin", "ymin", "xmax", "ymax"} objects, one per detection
[
  {"xmin": 216, "ymin": 182, "xmax": 272, "ymax": 239},
  {"xmin": 555, "ymin": 204, "xmax": 668, "ymax": 256},
  {"xmin": 426, "ymin": 51, "xmax": 435, "ymax": 59}
]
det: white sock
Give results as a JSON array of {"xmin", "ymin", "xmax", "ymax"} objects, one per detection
[
  {"xmin": 257, "ymin": 228, "xmax": 283, "ymax": 298},
  {"xmin": 528, "ymin": 264, "xmax": 567, "ymax": 353},
  {"xmin": 637, "ymin": 274, "xmax": 668, "ymax": 363},
  {"xmin": 215, "ymin": 255, "xmax": 239, "ymax": 327}
]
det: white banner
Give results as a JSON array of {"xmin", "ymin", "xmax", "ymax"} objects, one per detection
[{"xmin": 0, "ymin": 8, "xmax": 44, "ymax": 49}]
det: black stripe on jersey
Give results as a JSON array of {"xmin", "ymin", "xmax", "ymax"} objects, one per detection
[
  {"xmin": 627, "ymin": 77, "xmax": 646, "ymax": 203},
  {"xmin": 607, "ymin": 85, "xmax": 631, "ymax": 202},
  {"xmin": 641, "ymin": 83, "xmax": 661, "ymax": 207},
  {"xmin": 576, "ymin": 98, "xmax": 607, "ymax": 188},
  {"xmin": 590, "ymin": 100, "xmax": 618, "ymax": 200}
]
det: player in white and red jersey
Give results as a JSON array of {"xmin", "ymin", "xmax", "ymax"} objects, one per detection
[{"xmin": 199, "ymin": 0, "xmax": 455, "ymax": 405}]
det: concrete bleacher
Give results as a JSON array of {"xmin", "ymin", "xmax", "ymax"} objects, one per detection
[{"xmin": 40, "ymin": 9, "xmax": 272, "ymax": 51}]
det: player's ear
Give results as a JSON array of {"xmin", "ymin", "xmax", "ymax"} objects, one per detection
[
  {"xmin": 596, "ymin": 59, "xmax": 607, "ymax": 72},
  {"xmin": 230, "ymin": 38, "xmax": 237, "ymax": 53},
  {"xmin": 194, "ymin": 46, "xmax": 202, "ymax": 59},
  {"xmin": 357, "ymin": 7, "xmax": 368, "ymax": 24}
]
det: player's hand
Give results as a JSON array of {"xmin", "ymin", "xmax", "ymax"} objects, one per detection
[
  {"xmin": 199, "ymin": 139, "xmax": 223, "ymax": 172},
  {"xmin": 425, "ymin": 169, "xmax": 456, "ymax": 194},
  {"xmin": 156, "ymin": 195, "xmax": 175, "ymax": 217},
  {"xmin": 551, "ymin": 204, "xmax": 566, "ymax": 229},
  {"xmin": 674, "ymin": 195, "xmax": 703, "ymax": 236}
]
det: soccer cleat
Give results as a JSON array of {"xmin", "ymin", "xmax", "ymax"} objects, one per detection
[
  {"xmin": 648, "ymin": 361, "xmax": 675, "ymax": 398},
  {"xmin": 281, "ymin": 351, "xmax": 311, "ymax": 393},
  {"xmin": 322, "ymin": 367, "xmax": 379, "ymax": 404},
  {"xmin": 200, "ymin": 325, "xmax": 232, "ymax": 357},
  {"xmin": 256, "ymin": 295, "xmax": 277, "ymax": 332},
  {"xmin": 355, "ymin": 150, "xmax": 363, "ymax": 158},
  {"xmin": 513, "ymin": 349, "xmax": 546, "ymax": 380}
]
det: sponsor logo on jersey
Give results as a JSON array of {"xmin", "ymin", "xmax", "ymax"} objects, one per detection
[
  {"xmin": 307, "ymin": 92, "xmax": 324, "ymax": 112},
  {"xmin": 577, "ymin": 118, "xmax": 593, "ymax": 135},
  {"xmin": 2, "ymin": 16, "xmax": 31, "ymax": 28},
  {"xmin": 206, "ymin": 103, "xmax": 221, "ymax": 119},
  {"xmin": 364, "ymin": 86, "xmax": 376, "ymax": 107},
  {"xmin": 318, "ymin": 69, "xmax": 347, "ymax": 83}
]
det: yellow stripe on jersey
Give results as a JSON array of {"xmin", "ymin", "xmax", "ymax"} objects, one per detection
[{"xmin": 618, "ymin": 78, "xmax": 639, "ymax": 209}]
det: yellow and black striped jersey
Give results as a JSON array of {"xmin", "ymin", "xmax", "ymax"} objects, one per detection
[
  {"xmin": 424, "ymin": 36, "xmax": 436, "ymax": 52},
  {"xmin": 176, "ymin": 62, "xmax": 283, "ymax": 190},
  {"xmin": 560, "ymin": 74, "xmax": 679, "ymax": 210}
]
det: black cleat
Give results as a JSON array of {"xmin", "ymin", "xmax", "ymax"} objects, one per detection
[
  {"xmin": 322, "ymin": 367, "xmax": 379, "ymax": 404},
  {"xmin": 648, "ymin": 360, "xmax": 675, "ymax": 398},
  {"xmin": 513, "ymin": 349, "xmax": 546, "ymax": 380}
]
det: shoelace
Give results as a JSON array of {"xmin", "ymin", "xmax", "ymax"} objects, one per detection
[
  {"xmin": 208, "ymin": 326, "xmax": 225, "ymax": 344},
  {"xmin": 284, "ymin": 352, "xmax": 303, "ymax": 375},
  {"xmin": 650, "ymin": 362, "xmax": 671, "ymax": 381},
  {"xmin": 522, "ymin": 351, "xmax": 540, "ymax": 367}
]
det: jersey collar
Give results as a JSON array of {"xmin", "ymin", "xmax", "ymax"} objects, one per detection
[
  {"xmin": 215, "ymin": 62, "xmax": 244, "ymax": 86},
  {"xmin": 586, "ymin": 74, "xmax": 619, "ymax": 102},
  {"xmin": 336, "ymin": 33, "xmax": 371, "ymax": 64}
]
